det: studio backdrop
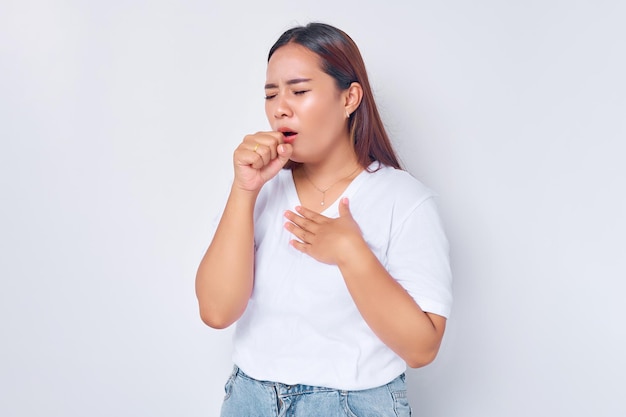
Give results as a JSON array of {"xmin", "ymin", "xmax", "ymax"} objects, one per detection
[{"xmin": 1, "ymin": 1, "xmax": 625, "ymax": 416}]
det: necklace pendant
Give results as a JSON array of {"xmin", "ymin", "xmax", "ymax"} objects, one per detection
[{"xmin": 320, "ymin": 201, "xmax": 325, "ymax": 206}]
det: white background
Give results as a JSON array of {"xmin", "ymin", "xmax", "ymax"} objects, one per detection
[{"xmin": 1, "ymin": 1, "xmax": 625, "ymax": 416}]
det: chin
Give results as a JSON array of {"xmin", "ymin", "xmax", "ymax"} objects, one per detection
[
  {"xmin": 287, "ymin": 148, "xmax": 324, "ymax": 165},
  {"xmin": 286, "ymin": 151, "xmax": 307, "ymax": 164},
  {"xmin": 289, "ymin": 156, "xmax": 305, "ymax": 164}
]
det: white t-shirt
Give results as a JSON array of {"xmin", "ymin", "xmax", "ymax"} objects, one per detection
[{"xmin": 216, "ymin": 162, "xmax": 453, "ymax": 390}]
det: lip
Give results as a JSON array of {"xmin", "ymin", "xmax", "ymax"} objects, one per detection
[
  {"xmin": 277, "ymin": 127, "xmax": 298, "ymax": 144},
  {"xmin": 282, "ymin": 133, "xmax": 297, "ymax": 144}
]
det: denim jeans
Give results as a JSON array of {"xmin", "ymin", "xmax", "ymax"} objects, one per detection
[{"xmin": 219, "ymin": 365, "xmax": 412, "ymax": 417}]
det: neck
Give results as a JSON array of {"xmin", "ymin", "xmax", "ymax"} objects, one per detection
[
  {"xmin": 293, "ymin": 137, "xmax": 362, "ymax": 208},
  {"xmin": 299, "ymin": 160, "xmax": 362, "ymax": 207},
  {"xmin": 300, "ymin": 135, "xmax": 359, "ymax": 180},
  {"xmin": 301, "ymin": 158, "xmax": 360, "ymax": 188}
]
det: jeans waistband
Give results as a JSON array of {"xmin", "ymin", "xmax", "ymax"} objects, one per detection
[{"xmin": 231, "ymin": 365, "xmax": 406, "ymax": 396}]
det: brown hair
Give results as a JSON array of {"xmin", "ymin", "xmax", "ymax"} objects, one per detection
[{"xmin": 268, "ymin": 22, "xmax": 402, "ymax": 171}]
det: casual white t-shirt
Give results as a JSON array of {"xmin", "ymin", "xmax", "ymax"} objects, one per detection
[{"xmin": 215, "ymin": 162, "xmax": 452, "ymax": 390}]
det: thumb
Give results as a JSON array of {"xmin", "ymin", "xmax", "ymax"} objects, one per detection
[
  {"xmin": 276, "ymin": 143, "xmax": 293, "ymax": 165},
  {"xmin": 260, "ymin": 143, "xmax": 293, "ymax": 181},
  {"xmin": 339, "ymin": 197, "xmax": 352, "ymax": 218}
]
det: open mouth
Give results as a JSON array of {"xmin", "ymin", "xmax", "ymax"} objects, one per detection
[{"xmin": 281, "ymin": 130, "xmax": 298, "ymax": 143}]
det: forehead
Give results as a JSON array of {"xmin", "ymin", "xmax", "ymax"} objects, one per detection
[{"xmin": 266, "ymin": 43, "xmax": 324, "ymax": 80}]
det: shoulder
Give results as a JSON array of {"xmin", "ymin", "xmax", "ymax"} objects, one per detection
[{"xmin": 364, "ymin": 162, "xmax": 435, "ymax": 208}]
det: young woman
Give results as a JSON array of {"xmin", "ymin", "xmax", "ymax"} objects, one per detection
[{"xmin": 196, "ymin": 22, "xmax": 453, "ymax": 416}]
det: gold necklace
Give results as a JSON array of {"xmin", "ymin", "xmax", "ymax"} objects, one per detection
[{"xmin": 302, "ymin": 165, "xmax": 361, "ymax": 206}]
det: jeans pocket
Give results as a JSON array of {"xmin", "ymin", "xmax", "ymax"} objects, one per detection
[
  {"xmin": 392, "ymin": 390, "xmax": 412, "ymax": 417},
  {"xmin": 223, "ymin": 367, "xmax": 238, "ymax": 401}
]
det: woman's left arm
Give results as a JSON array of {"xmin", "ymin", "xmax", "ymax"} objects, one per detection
[
  {"xmin": 335, "ymin": 236, "xmax": 447, "ymax": 368},
  {"xmin": 284, "ymin": 198, "xmax": 447, "ymax": 368}
]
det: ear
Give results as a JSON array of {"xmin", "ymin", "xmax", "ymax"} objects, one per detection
[{"xmin": 343, "ymin": 82, "xmax": 363, "ymax": 116}]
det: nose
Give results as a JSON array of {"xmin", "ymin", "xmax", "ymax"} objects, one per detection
[{"xmin": 272, "ymin": 94, "xmax": 293, "ymax": 119}]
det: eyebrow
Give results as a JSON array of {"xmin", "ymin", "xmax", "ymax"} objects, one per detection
[{"xmin": 264, "ymin": 78, "xmax": 312, "ymax": 89}]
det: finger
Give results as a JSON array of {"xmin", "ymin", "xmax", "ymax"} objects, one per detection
[
  {"xmin": 234, "ymin": 145, "xmax": 263, "ymax": 168},
  {"xmin": 284, "ymin": 210, "xmax": 318, "ymax": 232},
  {"xmin": 267, "ymin": 142, "xmax": 278, "ymax": 161},
  {"xmin": 284, "ymin": 221, "xmax": 314, "ymax": 243},
  {"xmin": 245, "ymin": 132, "xmax": 281, "ymax": 160},
  {"xmin": 259, "ymin": 143, "xmax": 293, "ymax": 181},
  {"xmin": 295, "ymin": 205, "xmax": 328, "ymax": 222},
  {"xmin": 257, "ymin": 131, "xmax": 284, "ymax": 160},
  {"xmin": 338, "ymin": 197, "xmax": 352, "ymax": 218},
  {"xmin": 275, "ymin": 143, "xmax": 292, "ymax": 165},
  {"xmin": 253, "ymin": 143, "xmax": 271, "ymax": 166},
  {"xmin": 253, "ymin": 138, "xmax": 278, "ymax": 161},
  {"xmin": 289, "ymin": 239, "xmax": 310, "ymax": 254},
  {"xmin": 266, "ymin": 132, "xmax": 283, "ymax": 160},
  {"xmin": 271, "ymin": 131, "xmax": 286, "ymax": 144},
  {"xmin": 248, "ymin": 151, "xmax": 266, "ymax": 170}
]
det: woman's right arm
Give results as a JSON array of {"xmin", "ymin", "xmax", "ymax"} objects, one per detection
[
  {"xmin": 195, "ymin": 132, "xmax": 292, "ymax": 329},
  {"xmin": 195, "ymin": 186, "xmax": 257, "ymax": 329}
]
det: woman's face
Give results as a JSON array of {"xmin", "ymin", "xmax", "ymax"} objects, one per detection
[{"xmin": 265, "ymin": 43, "xmax": 350, "ymax": 164}]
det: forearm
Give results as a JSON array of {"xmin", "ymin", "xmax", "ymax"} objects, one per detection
[
  {"xmin": 338, "ymin": 238, "xmax": 446, "ymax": 368},
  {"xmin": 195, "ymin": 186, "xmax": 258, "ymax": 329}
]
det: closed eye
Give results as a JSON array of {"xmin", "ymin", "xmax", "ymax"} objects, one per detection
[{"xmin": 265, "ymin": 89, "xmax": 310, "ymax": 100}]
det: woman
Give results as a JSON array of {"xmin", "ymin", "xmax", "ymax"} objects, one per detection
[{"xmin": 196, "ymin": 22, "xmax": 452, "ymax": 416}]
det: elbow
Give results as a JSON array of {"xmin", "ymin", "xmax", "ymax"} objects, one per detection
[
  {"xmin": 404, "ymin": 313, "xmax": 447, "ymax": 368},
  {"xmin": 196, "ymin": 287, "xmax": 248, "ymax": 329},
  {"xmin": 198, "ymin": 307, "xmax": 237, "ymax": 330},
  {"xmin": 200, "ymin": 316, "xmax": 232, "ymax": 330},
  {"xmin": 404, "ymin": 347, "xmax": 440, "ymax": 369}
]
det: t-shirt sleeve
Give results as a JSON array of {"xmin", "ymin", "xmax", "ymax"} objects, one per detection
[{"xmin": 386, "ymin": 196, "xmax": 453, "ymax": 318}]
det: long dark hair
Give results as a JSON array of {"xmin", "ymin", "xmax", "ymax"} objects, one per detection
[{"xmin": 268, "ymin": 22, "xmax": 402, "ymax": 171}]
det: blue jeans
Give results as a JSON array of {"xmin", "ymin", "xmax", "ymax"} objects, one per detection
[{"xmin": 220, "ymin": 365, "xmax": 412, "ymax": 417}]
